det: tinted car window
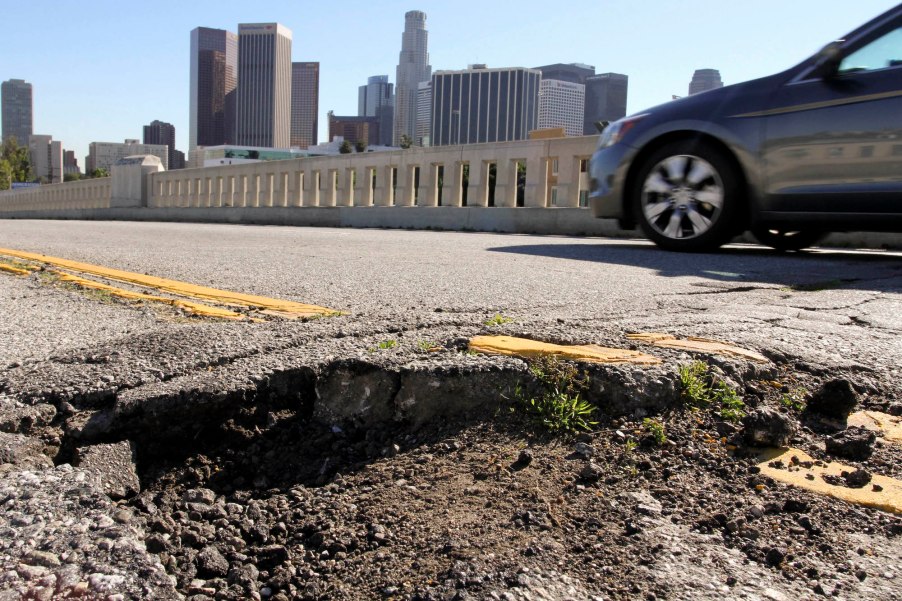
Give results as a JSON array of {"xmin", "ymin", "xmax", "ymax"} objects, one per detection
[{"xmin": 839, "ymin": 26, "xmax": 902, "ymax": 73}]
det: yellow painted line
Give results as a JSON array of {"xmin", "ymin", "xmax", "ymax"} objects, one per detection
[
  {"xmin": 0, "ymin": 248, "xmax": 337, "ymax": 318},
  {"xmin": 757, "ymin": 447, "xmax": 901, "ymax": 514},
  {"xmin": 469, "ymin": 335, "xmax": 661, "ymax": 365},
  {"xmin": 848, "ymin": 411, "xmax": 902, "ymax": 444},
  {"xmin": 627, "ymin": 332, "xmax": 768, "ymax": 363},
  {"xmin": 0, "ymin": 263, "xmax": 32, "ymax": 276},
  {"xmin": 54, "ymin": 272, "xmax": 247, "ymax": 320}
]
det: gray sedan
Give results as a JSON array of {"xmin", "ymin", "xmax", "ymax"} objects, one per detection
[{"xmin": 588, "ymin": 4, "xmax": 902, "ymax": 251}]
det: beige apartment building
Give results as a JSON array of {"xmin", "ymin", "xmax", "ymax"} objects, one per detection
[{"xmin": 86, "ymin": 140, "xmax": 169, "ymax": 173}]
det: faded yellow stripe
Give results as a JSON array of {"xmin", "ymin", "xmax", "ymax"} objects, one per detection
[
  {"xmin": 758, "ymin": 447, "xmax": 901, "ymax": 514},
  {"xmin": 55, "ymin": 272, "xmax": 247, "ymax": 320},
  {"xmin": 0, "ymin": 263, "xmax": 31, "ymax": 276},
  {"xmin": 848, "ymin": 411, "xmax": 902, "ymax": 444},
  {"xmin": 0, "ymin": 248, "xmax": 337, "ymax": 318},
  {"xmin": 627, "ymin": 332, "xmax": 768, "ymax": 363},
  {"xmin": 469, "ymin": 335, "xmax": 660, "ymax": 365}
]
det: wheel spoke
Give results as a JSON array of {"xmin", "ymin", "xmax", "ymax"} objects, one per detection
[
  {"xmin": 685, "ymin": 160, "xmax": 715, "ymax": 187},
  {"xmin": 643, "ymin": 200, "xmax": 672, "ymax": 221},
  {"xmin": 662, "ymin": 156, "xmax": 688, "ymax": 184},
  {"xmin": 686, "ymin": 207, "xmax": 712, "ymax": 235},
  {"xmin": 694, "ymin": 188, "xmax": 723, "ymax": 208},
  {"xmin": 644, "ymin": 172, "xmax": 672, "ymax": 195},
  {"xmin": 663, "ymin": 212, "xmax": 683, "ymax": 238}
]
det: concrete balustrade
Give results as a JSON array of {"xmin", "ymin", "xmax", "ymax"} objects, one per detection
[{"xmin": 0, "ymin": 137, "xmax": 623, "ymax": 237}]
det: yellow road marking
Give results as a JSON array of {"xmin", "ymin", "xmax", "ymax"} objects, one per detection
[
  {"xmin": 469, "ymin": 335, "xmax": 661, "ymax": 365},
  {"xmin": 0, "ymin": 263, "xmax": 32, "ymax": 276},
  {"xmin": 0, "ymin": 248, "xmax": 337, "ymax": 319},
  {"xmin": 54, "ymin": 272, "xmax": 247, "ymax": 320},
  {"xmin": 757, "ymin": 447, "xmax": 901, "ymax": 514},
  {"xmin": 627, "ymin": 332, "xmax": 769, "ymax": 363},
  {"xmin": 848, "ymin": 411, "xmax": 902, "ymax": 444}
]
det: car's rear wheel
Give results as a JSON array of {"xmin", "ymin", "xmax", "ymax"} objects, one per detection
[
  {"xmin": 633, "ymin": 141, "xmax": 743, "ymax": 252},
  {"xmin": 751, "ymin": 227, "xmax": 826, "ymax": 252}
]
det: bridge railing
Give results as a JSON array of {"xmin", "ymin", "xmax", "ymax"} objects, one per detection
[
  {"xmin": 0, "ymin": 177, "xmax": 111, "ymax": 211},
  {"xmin": 0, "ymin": 136, "xmax": 596, "ymax": 213}
]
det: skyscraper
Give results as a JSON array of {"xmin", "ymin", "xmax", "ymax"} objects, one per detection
[
  {"xmin": 415, "ymin": 81, "xmax": 431, "ymax": 147},
  {"xmin": 538, "ymin": 80, "xmax": 585, "ymax": 137},
  {"xmin": 1, "ymin": 79, "xmax": 33, "ymax": 145},
  {"xmin": 291, "ymin": 62, "xmax": 319, "ymax": 148},
  {"xmin": 393, "ymin": 11, "xmax": 431, "ymax": 146},
  {"xmin": 688, "ymin": 69, "xmax": 723, "ymax": 95},
  {"xmin": 431, "ymin": 66, "xmax": 541, "ymax": 146},
  {"xmin": 584, "ymin": 73, "xmax": 628, "ymax": 134},
  {"xmin": 143, "ymin": 120, "xmax": 177, "ymax": 169},
  {"xmin": 189, "ymin": 27, "xmax": 238, "ymax": 150},
  {"xmin": 535, "ymin": 63, "xmax": 595, "ymax": 85},
  {"xmin": 359, "ymin": 75, "xmax": 394, "ymax": 146},
  {"xmin": 235, "ymin": 23, "xmax": 292, "ymax": 148}
]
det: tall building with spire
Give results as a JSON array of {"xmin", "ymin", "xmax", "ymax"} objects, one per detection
[
  {"xmin": 189, "ymin": 27, "xmax": 238, "ymax": 150},
  {"xmin": 688, "ymin": 69, "xmax": 723, "ymax": 95},
  {"xmin": 1, "ymin": 79, "xmax": 33, "ymax": 145},
  {"xmin": 393, "ymin": 10, "xmax": 431, "ymax": 146},
  {"xmin": 235, "ymin": 23, "xmax": 292, "ymax": 148}
]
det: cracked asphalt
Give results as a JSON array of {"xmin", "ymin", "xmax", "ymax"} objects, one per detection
[{"xmin": 0, "ymin": 220, "xmax": 900, "ymax": 381}]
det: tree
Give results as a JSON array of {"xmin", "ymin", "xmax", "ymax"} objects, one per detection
[
  {"xmin": 354, "ymin": 140, "xmax": 366, "ymax": 153},
  {"xmin": 399, "ymin": 134, "xmax": 413, "ymax": 149},
  {"xmin": 339, "ymin": 140, "xmax": 353, "ymax": 154},
  {"xmin": 1, "ymin": 137, "xmax": 32, "ymax": 186},
  {"xmin": 88, "ymin": 167, "xmax": 109, "ymax": 179},
  {"xmin": 64, "ymin": 172, "xmax": 82, "ymax": 182}
]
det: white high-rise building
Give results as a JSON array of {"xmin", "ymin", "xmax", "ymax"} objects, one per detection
[
  {"xmin": 235, "ymin": 23, "xmax": 292, "ymax": 148},
  {"xmin": 28, "ymin": 135, "xmax": 63, "ymax": 183},
  {"xmin": 393, "ymin": 11, "xmax": 431, "ymax": 146},
  {"xmin": 415, "ymin": 81, "xmax": 432, "ymax": 147},
  {"xmin": 538, "ymin": 79, "xmax": 585, "ymax": 137}
]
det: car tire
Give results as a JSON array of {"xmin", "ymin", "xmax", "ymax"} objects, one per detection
[
  {"xmin": 633, "ymin": 140, "xmax": 743, "ymax": 252},
  {"xmin": 751, "ymin": 227, "xmax": 826, "ymax": 252}
]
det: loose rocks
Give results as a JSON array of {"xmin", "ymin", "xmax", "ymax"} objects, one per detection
[
  {"xmin": 825, "ymin": 427, "xmax": 877, "ymax": 460},
  {"xmin": 73, "ymin": 441, "xmax": 140, "ymax": 500},
  {"xmin": 742, "ymin": 408, "xmax": 797, "ymax": 447},
  {"xmin": 807, "ymin": 379, "xmax": 859, "ymax": 420}
]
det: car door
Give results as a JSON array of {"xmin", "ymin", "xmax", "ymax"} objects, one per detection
[{"xmin": 761, "ymin": 17, "xmax": 902, "ymax": 220}]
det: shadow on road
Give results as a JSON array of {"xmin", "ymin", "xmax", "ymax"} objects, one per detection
[{"xmin": 486, "ymin": 241, "xmax": 902, "ymax": 290}]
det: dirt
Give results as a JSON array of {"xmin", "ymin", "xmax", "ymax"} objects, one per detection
[{"xmin": 122, "ymin": 367, "xmax": 902, "ymax": 601}]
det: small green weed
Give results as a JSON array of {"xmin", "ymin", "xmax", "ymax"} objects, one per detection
[
  {"xmin": 679, "ymin": 361, "xmax": 745, "ymax": 422},
  {"xmin": 369, "ymin": 339, "xmax": 398, "ymax": 352},
  {"xmin": 642, "ymin": 418, "xmax": 668, "ymax": 445},
  {"xmin": 780, "ymin": 388, "xmax": 808, "ymax": 412},
  {"xmin": 716, "ymin": 384, "xmax": 746, "ymax": 422},
  {"xmin": 624, "ymin": 439, "xmax": 638, "ymax": 453},
  {"xmin": 679, "ymin": 361, "xmax": 712, "ymax": 407},
  {"xmin": 512, "ymin": 355, "xmax": 596, "ymax": 434},
  {"xmin": 418, "ymin": 339, "xmax": 439, "ymax": 352},
  {"xmin": 484, "ymin": 313, "xmax": 513, "ymax": 327}
]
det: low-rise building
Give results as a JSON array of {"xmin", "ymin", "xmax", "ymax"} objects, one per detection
[
  {"xmin": 86, "ymin": 140, "xmax": 169, "ymax": 174},
  {"xmin": 28, "ymin": 135, "xmax": 63, "ymax": 183}
]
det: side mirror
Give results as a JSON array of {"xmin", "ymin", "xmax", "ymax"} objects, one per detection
[
  {"xmin": 812, "ymin": 41, "xmax": 844, "ymax": 78},
  {"xmin": 594, "ymin": 120, "xmax": 610, "ymax": 133}
]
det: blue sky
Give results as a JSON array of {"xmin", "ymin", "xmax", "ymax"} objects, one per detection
[{"xmin": 2, "ymin": 0, "xmax": 897, "ymax": 165}]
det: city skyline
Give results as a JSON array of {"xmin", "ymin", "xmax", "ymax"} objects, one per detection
[{"xmin": 1, "ymin": 0, "xmax": 895, "ymax": 164}]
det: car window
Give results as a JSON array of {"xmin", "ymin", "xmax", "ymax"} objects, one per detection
[{"xmin": 838, "ymin": 26, "xmax": 902, "ymax": 73}]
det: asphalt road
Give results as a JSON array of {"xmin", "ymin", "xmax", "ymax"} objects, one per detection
[{"xmin": 1, "ymin": 220, "xmax": 900, "ymax": 386}]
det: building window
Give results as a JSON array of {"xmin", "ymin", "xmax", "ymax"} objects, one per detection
[
  {"xmin": 580, "ymin": 159, "xmax": 588, "ymax": 173},
  {"xmin": 550, "ymin": 186, "xmax": 559, "ymax": 206},
  {"xmin": 551, "ymin": 159, "xmax": 559, "ymax": 175},
  {"xmin": 579, "ymin": 190, "xmax": 589, "ymax": 207}
]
